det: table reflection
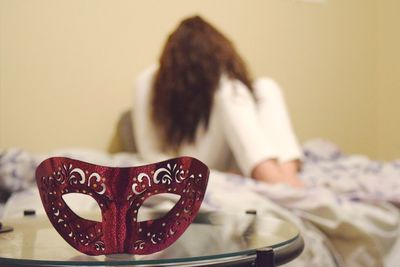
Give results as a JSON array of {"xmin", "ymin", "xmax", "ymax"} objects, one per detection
[{"xmin": 0, "ymin": 210, "xmax": 299, "ymax": 266}]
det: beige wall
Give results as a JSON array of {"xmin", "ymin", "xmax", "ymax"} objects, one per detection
[
  {"xmin": 0, "ymin": 0, "xmax": 384, "ymax": 158},
  {"xmin": 377, "ymin": 0, "xmax": 400, "ymax": 160}
]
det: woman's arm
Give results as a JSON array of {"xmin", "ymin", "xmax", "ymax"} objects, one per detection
[
  {"xmin": 216, "ymin": 77, "xmax": 303, "ymax": 187},
  {"xmin": 216, "ymin": 77, "xmax": 279, "ymax": 178}
]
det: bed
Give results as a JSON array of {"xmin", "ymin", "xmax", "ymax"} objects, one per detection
[{"xmin": 1, "ymin": 139, "xmax": 400, "ymax": 267}]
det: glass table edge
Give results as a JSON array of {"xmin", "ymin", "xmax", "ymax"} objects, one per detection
[{"xmin": 0, "ymin": 234, "xmax": 301, "ymax": 266}]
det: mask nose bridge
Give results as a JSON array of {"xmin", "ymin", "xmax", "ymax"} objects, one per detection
[{"xmin": 100, "ymin": 167, "xmax": 134, "ymax": 253}]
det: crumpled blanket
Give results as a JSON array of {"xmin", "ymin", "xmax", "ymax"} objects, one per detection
[
  {"xmin": 1, "ymin": 139, "xmax": 400, "ymax": 267},
  {"xmin": 206, "ymin": 170, "xmax": 399, "ymax": 267},
  {"xmin": 301, "ymin": 139, "xmax": 400, "ymax": 206}
]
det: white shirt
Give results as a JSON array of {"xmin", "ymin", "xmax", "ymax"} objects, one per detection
[{"xmin": 133, "ymin": 65, "xmax": 302, "ymax": 177}]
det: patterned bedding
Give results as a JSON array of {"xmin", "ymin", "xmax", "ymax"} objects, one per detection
[{"xmin": 1, "ymin": 139, "xmax": 400, "ymax": 267}]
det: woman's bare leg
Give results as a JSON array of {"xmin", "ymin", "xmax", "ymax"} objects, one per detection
[
  {"xmin": 281, "ymin": 160, "xmax": 303, "ymax": 187},
  {"xmin": 252, "ymin": 159, "xmax": 303, "ymax": 187}
]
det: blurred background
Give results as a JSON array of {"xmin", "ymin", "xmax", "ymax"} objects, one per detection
[{"xmin": 0, "ymin": 0, "xmax": 399, "ymax": 160}]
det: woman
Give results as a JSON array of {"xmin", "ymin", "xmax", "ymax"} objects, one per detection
[{"xmin": 133, "ymin": 16, "xmax": 303, "ymax": 187}]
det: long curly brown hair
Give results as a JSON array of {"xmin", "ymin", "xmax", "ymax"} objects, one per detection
[{"xmin": 152, "ymin": 15, "xmax": 253, "ymax": 151}]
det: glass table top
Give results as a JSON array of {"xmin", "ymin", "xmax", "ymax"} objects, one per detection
[{"xmin": 0, "ymin": 210, "xmax": 301, "ymax": 266}]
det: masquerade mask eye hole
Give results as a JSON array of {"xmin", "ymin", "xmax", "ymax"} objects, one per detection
[
  {"xmin": 137, "ymin": 193, "xmax": 181, "ymax": 222},
  {"xmin": 62, "ymin": 193, "xmax": 102, "ymax": 222}
]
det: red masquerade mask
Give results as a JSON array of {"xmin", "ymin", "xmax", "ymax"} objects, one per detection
[{"xmin": 35, "ymin": 157, "xmax": 209, "ymax": 255}]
